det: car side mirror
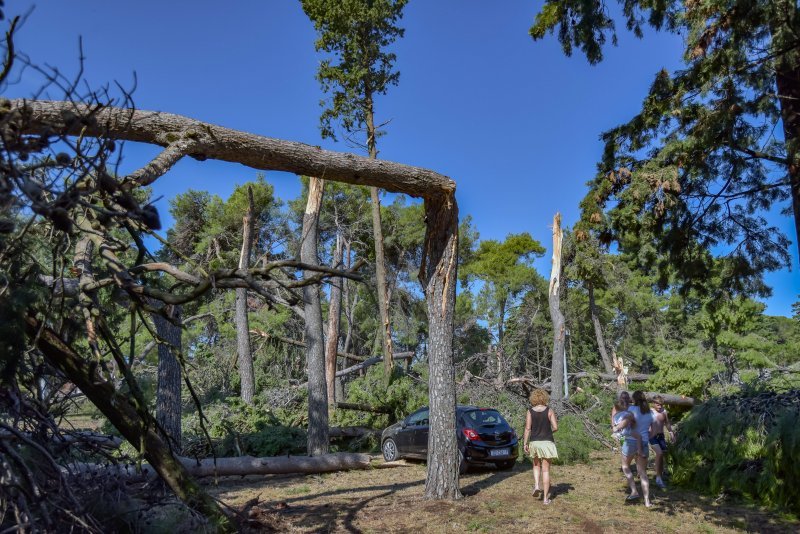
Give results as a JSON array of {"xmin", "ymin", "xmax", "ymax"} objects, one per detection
[{"xmin": 400, "ymin": 421, "xmax": 408, "ymax": 428}]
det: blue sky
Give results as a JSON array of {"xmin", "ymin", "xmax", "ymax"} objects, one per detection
[{"xmin": 9, "ymin": 1, "xmax": 798, "ymax": 316}]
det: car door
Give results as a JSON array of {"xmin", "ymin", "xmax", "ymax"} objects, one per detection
[
  {"xmin": 395, "ymin": 408, "xmax": 425, "ymax": 457},
  {"xmin": 411, "ymin": 409, "xmax": 430, "ymax": 457}
]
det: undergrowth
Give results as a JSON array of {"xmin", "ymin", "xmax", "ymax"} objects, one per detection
[{"xmin": 671, "ymin": 390, "xmax": 800, "ymax": 515}]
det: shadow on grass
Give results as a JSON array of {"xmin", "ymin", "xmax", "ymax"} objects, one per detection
[
  {"xmin": 460, "ymin": 463, "xmax": 520, "ymax": 497},
  {"xmin": 609, "ymin": 476, "xmax": 798, "ymax": 533},
  {"xmin": 650, "ymin": 487, "xmax": 798, "ymax": 534}
]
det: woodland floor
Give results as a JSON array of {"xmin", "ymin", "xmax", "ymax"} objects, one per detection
[{"xmin": 207, "ymin": 451, "xmax": 798, "ymax": 533}]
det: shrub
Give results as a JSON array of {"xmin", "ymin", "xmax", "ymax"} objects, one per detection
[
  {"xmin": 183, "ymin": 397, "xmax": 306, "ymax": 457},
  {"xmin": 671, "ymin": 390, "xmax": 800, "ymax": 514},
  {"xmin": 552, "ymin": 414, "xmax": 603, "ymax": 465}
]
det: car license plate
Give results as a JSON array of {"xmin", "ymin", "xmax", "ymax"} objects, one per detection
[{"xmin": 490, "ymin": 448, "xmax": 509, "ymax": 457}]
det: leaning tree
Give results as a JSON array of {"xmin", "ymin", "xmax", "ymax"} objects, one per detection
[{"xmin": 4, "ymin": 92, "xmax": 463, "ymax": 512}]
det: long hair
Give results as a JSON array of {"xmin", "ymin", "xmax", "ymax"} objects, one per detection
[
  {"xmin": 614, "ymin": 391, "xmax": 630, "ymax": 412},
  {"xmin": 632, "ymin": 390, "xmax": 650, "ymax": 413}
]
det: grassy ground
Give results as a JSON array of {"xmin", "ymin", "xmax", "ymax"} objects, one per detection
[{"xmin": 209, "ymin": 451, "xmax": 798, "ymax": 533}]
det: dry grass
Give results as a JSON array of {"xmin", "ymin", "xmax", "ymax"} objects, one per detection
[{"xmin": 208, "ymin": 451, "xmax": 798, "ymax": 533}]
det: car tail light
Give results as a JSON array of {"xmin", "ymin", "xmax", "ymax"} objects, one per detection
[
  {"xmin": 462, "ymin": 428, "xmax": 479, "ymax": 441},
  {"xmin": 511, "ymin": 430, "xmax": 517, "ymax": 439}
]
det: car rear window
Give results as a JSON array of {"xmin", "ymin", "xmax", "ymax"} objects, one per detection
[{"xmin": 462, "ymin": 409, "xmax": 507, "ymax": 427}]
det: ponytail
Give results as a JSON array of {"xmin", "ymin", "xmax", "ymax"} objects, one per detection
[{"xmin": 632, "ymin": 390, "xmax": 650, "ymax": 412}]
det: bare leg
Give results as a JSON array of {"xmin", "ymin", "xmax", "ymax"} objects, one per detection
[
  {"xmin": 532, "ymin": 457, "xmax": 541, "ymax": 494},
  {"xmin": 621, "ymin": 455, "xmax": 638, "ymax": 497},
  {"xmin": 652, "ymin": 444, "xmax": 665, "ymax": 484},
  {"xmin": 636, "ymin": 454, "xmax": 651, "ymax": 507},
  {"xmin": 542, "ymin": 458, "xmax": 551, "ymax": 504}
]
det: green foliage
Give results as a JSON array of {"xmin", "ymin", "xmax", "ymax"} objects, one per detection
[
  {"xmin": 536, "ymin": 0, "xmax": 800, "ymax": 296},
  {"xmin": 647, "ymin": 341, "xmax": 724, "ymax": 399},
  {"xmin": 552, "ymin": 414, "xmax": 603, "ymax": 465},
  {"xmin": 332, "ymin": 364, "xmax": 428, "ymax": 429},
  {"xmin": 460, "ymin": 233, "xmax": 545, "ymax": 348},
  {"xmin": 183, "ymin": 397, "xmax": 306, "ymax": 457},
  {"xmin": 301, "ymin": 0, "xmax": 407, "ymax": 144},
  {"xmin": 671, "ymin": 391, "xmax": 800, "ymax": 514}
]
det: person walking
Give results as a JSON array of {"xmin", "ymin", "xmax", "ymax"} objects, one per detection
[
  {"xmin": 627, "ymin": 390, "xmax": 655, "ymax": 507},
  {"xmin": 611, "ymin": 391, "xmax": 644, "ymax": 502},
  {"xmin": 649, "ymin": 395, "xmax": 673, "ymax": 488},
  {"xmin": 523, "ymin": 388, "xmax": 559, "ymax": 505}
]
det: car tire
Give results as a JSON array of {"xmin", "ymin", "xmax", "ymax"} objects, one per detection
[
  {"xmin": 459, "ymin": 450, "xmax": 468, "ymax": 475},
  {"xmin": 495, "ymin": 460, "xmax": 516, "ymax": 471},
  {"xmin": 382, "ymin": 438, "xmax": 399, "ymax": 462}
]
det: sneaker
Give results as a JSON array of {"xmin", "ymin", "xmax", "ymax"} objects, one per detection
[{"xmin": 655, "ymin": 478, "xmax": 666, "ymax": 489}]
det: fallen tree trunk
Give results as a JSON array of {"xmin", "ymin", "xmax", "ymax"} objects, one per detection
[
  {"xmin": 335, "ymin": 402, "xmax": 392, "ymax": 414},
  {"xmin": 250, "ymin": 329, "xmax": 371, "ymax": 363},
  {"xmin": 70, "ymin": 452, "xmax": 371, "ymax": 479},
  {"xmin": 328, "ymin": 427, "xmax": 381, "ymax": 439},
  {"xmin": 644, "ymin": 392, "xmax": 696, "ymax": 407},
  {"xmin": 295, "ymin": 352, "xmax": 414, "ymax": 389},
  {"xmin": 0, "ymin": 431, "xmax": 123, "ymax": 449},
  {"xmin": 503, "ymin": 376, "xmax": 696, "ymax": 406}
]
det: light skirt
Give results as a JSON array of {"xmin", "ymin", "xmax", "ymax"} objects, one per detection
[{"xmin": 529, "ymin": 440, "xmax": 558, "ymax": 459}]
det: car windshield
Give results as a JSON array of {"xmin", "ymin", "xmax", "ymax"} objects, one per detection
[{"xmin": 462, "ymin": 409, "xmax": 507, "ymax": 428}]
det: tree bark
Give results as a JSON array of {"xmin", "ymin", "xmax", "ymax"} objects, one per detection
[
  {"xmin": 302, "ymin": 177, "xmax": 328, "ymax": 456},
  {"xmin": 152, "ymin": 305, "xmax": 183, "ymax": 452},
  {"xmin": 549, "ymin": 213, "xmax": 566, "ymax": 403},
  {"xmin": 24, "ymin": 317, "xmax": 234, "ymax": 532},
  {"xmin": 587, "ymin": 282, "xmax": 614, "ymax": 374},
  {"xmin": 325, "ymin": 233, "xmax": 344, "ymax": 408},
  {"xmin": 419, "ymin": 193, "xmax": 461, "ymax": 500},
  {"xmin": 11, "ymin": 99, "xmax": 455, "ymax": 198},
  {"xmin": 74, "ymin": 452, "xmax": 371, "ymax": 479},
  {"xmin": 236, "ymin": 187, "xmax": 256, "ymax": 405}
]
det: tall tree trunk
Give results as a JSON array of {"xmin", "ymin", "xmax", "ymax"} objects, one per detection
[
  {"xmin": 587, "ymin": 281, "xmax": 614, "ymax": 374},
  {"xmin": 772, "ymin": 1, "xmax": 800, "ymax": 260},
  {"xmin": 24, "ymin": 317, "xmax": 234, "ymax": 532},
  {"xmin": 153, "ymin": 305, "xmax": 183, "ymax": 452},
  {"xmin": 420, "ymin": 192, "xmax": 461, "ymax": 500},
  {"xmin": 342, "ymin": 240, "xmax": 354, "ymax": 356},
  {"xmin": 236, "ymin": 187, "xmax": 256, "ymax": 405},
  {"xmin": 302, "ymin": 177, "xmax": 329, "ymax": 455},
  {"xmin": 366, "ymin": 96, "xmax": 394, "ymax": 377},
  {"xmin": 549, "ymin": 213, "xmax": 566, "ymax": 403},
  {"xmin": 325, "ymin": 232, "xmax": 344, "ymax": 409}
]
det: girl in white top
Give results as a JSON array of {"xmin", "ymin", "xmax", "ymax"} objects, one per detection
[{"xmin": 626, "ymin": 390, "xmax": 654, "ymax": 507}]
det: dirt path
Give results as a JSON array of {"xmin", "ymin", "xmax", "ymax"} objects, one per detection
[{"xmin": 210, "ymin": 452, "xmax": 796, "ymax": 533}]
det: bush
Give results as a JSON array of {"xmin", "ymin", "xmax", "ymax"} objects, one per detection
[
  {"xmin": 552, "ymin": 414, "xmax": 603, "ymax": 465},
  {"xmin": 671, "ymin": 390, "xmax": 800, "ymax": 514},
  {"xmin": 331, "ymin": 364, "xmax": 429, "ymax": 430},
  {"xmin": 183, "ymin": 397, "xmax": 306, "ymax": 457}
]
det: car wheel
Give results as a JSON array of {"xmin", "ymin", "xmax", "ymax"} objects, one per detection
[
  {"xmin": 459, "ymin": 450, "xmax": 468, "ymax": 475},
  {"xmin": 495, "ymin": 460, "xmax": 516, "ymax": 471},
  {"xmin": 382, "ymin": 438, "xmax": 399, "ymax": 462}
]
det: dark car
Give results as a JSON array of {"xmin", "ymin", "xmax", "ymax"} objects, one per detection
[{"xmin": 380, "ymin": 405, "xmax": 519, "ymax": 472}]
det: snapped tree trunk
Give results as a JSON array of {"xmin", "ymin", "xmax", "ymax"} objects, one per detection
[
  {"xmin": 419, "ymin": 192, "xmax": 461, "ymax": 500},
  {"xmin": 302, "ymin": 177, "xmax": 329, "ymax": 456},
  {"xmin": 236, "ymin": 187, "xmax": 256, "ymax": 405},
  {"xmin": 325, "ymin": 232, "xmax": 344, "ymax": 409},
  {"xmin": 24, "ymin": 317, "xmax": 234, "ymax": 532},
  {"xmin": 587, "ymin": 281, "xmax": 614, "ymax": 374},
  {"xmin": 152, "ymin": 305, "xmax": 183, "ymax": 452},
  {"xmin": 549, "ymin": 213, "xmax": 566, "ymax": 403}
]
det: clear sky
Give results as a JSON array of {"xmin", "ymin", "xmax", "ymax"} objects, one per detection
[{"xmin": 8, "ymin": 1, "xmax": 798, "ymax": 316}]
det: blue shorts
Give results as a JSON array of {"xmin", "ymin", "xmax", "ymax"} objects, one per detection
[
  {"xmin": 621, "ymin": 438, "xmax": 648, "ymax": 458},
  {"xmin": 649, "ymin": 433, "xmax": 667, "ymax": 451}
]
